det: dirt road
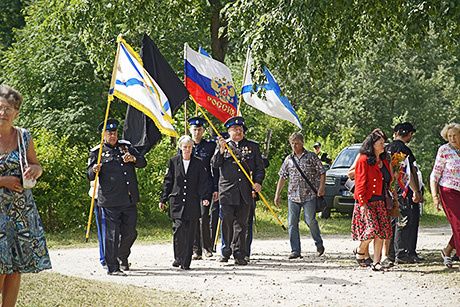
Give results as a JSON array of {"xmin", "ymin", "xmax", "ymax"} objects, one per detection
[{"xmin": 49, "ymin": 225, "xmax": 460, "ymax": 307}]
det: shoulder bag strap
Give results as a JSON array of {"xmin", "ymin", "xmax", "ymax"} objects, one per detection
[
  {"xmin": 16, "ymin": 128, "xmax": 26, "ymax": 176},
  {"xmin": 290, "ymin": 154, "xmax": 318, "ymax": 194}
]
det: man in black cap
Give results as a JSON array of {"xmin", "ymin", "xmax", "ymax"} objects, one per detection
[
  {"xmin": 187, "ymin": 116, "xmax": 218, "ymax": 260},
  {"xmin": 313, "ymin": 142, "xmax": 332, "ymax": 167},
  {"xmin": 211, "ymin": 116, "xmax": 265, "ymax": 265},
  {"xmin": 87, "ymin": 118, "xmax": 147, "ymax": 276},
  {"xmin": 387, "ymin": 122, "xmax": 424, "ymax": 264}
]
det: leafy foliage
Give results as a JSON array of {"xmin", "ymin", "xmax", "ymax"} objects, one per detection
[
  {"xmin": 32, "ymin": 128, "xmax": 89, "ymax": 231},
  {"xmin": 1, "ymin": 1, "xmax": 460, "ymax": 233}
]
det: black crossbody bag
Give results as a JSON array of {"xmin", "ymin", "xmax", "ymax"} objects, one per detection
[{"xmin": 290, "ymin": 154, "xmax": 327, "ymax": 213}]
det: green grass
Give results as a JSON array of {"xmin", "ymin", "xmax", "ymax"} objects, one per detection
[
  {"xmin": 46, "ymin": 194, "xmax": 448, "ymax": 249},
  {"xmin": 17, "ymin": 271, "xmax": 201, "ymax": 307}
]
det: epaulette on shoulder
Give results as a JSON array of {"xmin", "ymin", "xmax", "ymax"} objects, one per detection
[
  {"xmin": 90, "ymin": 144, "xmax": 101, "ymax": 152},
  {"xmin": 118, "ymin": 139, "xmax": 132, "ymax": 145},
  {"xmin": 245, "ymin": 138, "xmax": 259, "ymax": 145}
]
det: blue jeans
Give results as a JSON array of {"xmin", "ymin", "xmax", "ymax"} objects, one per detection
[{"xmin": 288, "ymin": 199, "xmax": 323, "ymax": 255}]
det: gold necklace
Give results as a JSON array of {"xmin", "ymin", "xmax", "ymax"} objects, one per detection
[{"xmin": 0, "ymin": 128, "xmax": 15, "ymax": 155}]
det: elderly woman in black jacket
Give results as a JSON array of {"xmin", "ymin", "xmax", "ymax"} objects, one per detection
[{"xmin": 159, "ymin": 135, "xmax": 210, "ymax": 270}]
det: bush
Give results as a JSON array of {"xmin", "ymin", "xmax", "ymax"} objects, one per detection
[{"xmin": 33, "ymin": 128, "xmax": 89, "ymax": 232}]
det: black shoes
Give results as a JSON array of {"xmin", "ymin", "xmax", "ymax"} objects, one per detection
[
  {"xmin": 288, "ymin": 253, "xmax": 302, "ymax": 259},
  {"xmin": 218, "ymin": 256, "xmax": 229, "ymax": 262},
  {"xmin": 118, "ymin": 258, "xmax": 131, "ymax": 271},
  {"xmin": 317, "ymin": 246, "xmax": 325, "ymax": 257},
  {"xmin": 172, "ymin": 259, "xmax": 181, "ymax": 267},
  {"xmin": 180, "ymin": 265, "xmax": 190, "ymax": 270},
  {"xmin": 411, "ymin": 254, "xmax": 425, "ymax": 262},
  {"xmin": 234, "ymin": 258, "xmax": 248, "ymax": 265},
  {"xmin": 192, "ymin": 253, "xmax": 202, "ymax": 260},
  {"xmin": 395, "ymin": 256, "xmax": 416, "ymax": 264},
  {"xmin": 107, "ymin": 270, "xmax": 127, "ymax": 276}
]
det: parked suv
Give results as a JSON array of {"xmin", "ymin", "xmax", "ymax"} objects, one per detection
[
  {"xmin": 321, "ymin": 144, "xmax": 361, "ymax": 219},
  {"xmin": 321, "ymin": 143, "xmax": 425, "ymax": 219}
]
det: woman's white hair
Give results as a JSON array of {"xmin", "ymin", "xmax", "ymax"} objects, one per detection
[
  {"xmin": 178, "ymin": 135, "xmax": 194, "ymax": 147},
  {"xmin": 440, "ymin": 123, "xmax": 460, "ymax": 141}
]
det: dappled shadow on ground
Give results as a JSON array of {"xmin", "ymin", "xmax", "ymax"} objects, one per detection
[{"xmin": 121, "ymin": 247, "xmax": 459, "ymax": 280}]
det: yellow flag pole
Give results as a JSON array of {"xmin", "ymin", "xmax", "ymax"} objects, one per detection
[
  {"xmin": 190, "ymin": 95, "xmax": 286, "ymax": 230},
  {"xmin": 213, "ymin": 217, "xmax": 221, "ymax": 250},
  {"xmin": 85, "ymin": 99, "xmax": 112, "ymax": 242},
  {"xmin": 85, "ymin": 36, "xmax": 122, "ymax": 242}
]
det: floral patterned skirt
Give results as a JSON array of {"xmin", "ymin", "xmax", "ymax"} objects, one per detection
[{"xmin": 351, "ymin": 199, "xmax": 393, "ymax": 241}]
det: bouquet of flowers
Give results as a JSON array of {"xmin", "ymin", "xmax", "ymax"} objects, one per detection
[{"xmin": 390, "ymin": 152, "xmax": 407, "ymax": 192}]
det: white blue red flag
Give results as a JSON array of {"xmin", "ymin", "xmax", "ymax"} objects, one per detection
[
  {"xmin": 241, "ymin": 48, "xmax": 302, "ymax": 129},
  {"xmin": 109, "ymin": 37, "xmax": 178, "ymax": 138},
  {"xmin": 184, "ymin": 43, "xmax": 238, "ymax": 123}
]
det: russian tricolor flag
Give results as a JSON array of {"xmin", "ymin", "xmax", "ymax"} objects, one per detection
[
  {"xmin": 399, "ymin": 156, "xmax": 411, "ymax": 198},
  {"xmin": 184, "ymin": 43, "xmax": 238, "ymax": 123}
]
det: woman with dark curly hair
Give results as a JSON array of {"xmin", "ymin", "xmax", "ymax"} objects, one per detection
[{"xmin": 351, "ymin": 130, "xmax": 396, "ymax": 271}]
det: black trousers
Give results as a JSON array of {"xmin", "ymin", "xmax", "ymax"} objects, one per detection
[
  {"xmin": 210, "ymin": 200, "xmax": 220, "ymax": 250},
  {"xmin": 245, "ymin": 201, "xmax": 256, "ymax": 257},
  {"xmin": 221, "ymin": 203, "xmax": 251, "ymax": 260},
  {"xmin": 407, "ymin": 202, "xmax": 421, "ymax": 257},
  {"xmin": 102, "ymin": 204, "xmax": 138, "ymax": 272},
  {"xmin": 389, "ymin": 196, "xmax": 413, "ymax": 259},
  {"xmin": 193, "ymin": 201, "xmax": 213, "ymax": 255},
  {"xmin": 173, "ymin": 218, "xmax": 198, "ymax": 268}
]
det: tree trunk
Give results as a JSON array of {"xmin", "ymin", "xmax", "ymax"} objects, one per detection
[
  {"xmin": 209, "ymin": 0, "xmax": 229, "ymax": 63},
  {"xmin": 263, "ymin": 129, "xmax": 273, "ymax": 157}
]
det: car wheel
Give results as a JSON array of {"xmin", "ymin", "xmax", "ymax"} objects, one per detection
[{"xmin": 319, "ymin": 208, "xmax": 331, "ymax": 219}]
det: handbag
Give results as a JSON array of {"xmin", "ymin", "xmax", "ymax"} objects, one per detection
[
  {"xmin": 344, "ymin": 178, "xmax": 355, "ymax": 192},
  {"xmin": 384, "ymin": 185, "xmax": 399, "ymax": 218},
  {"xmin": 17, "ymin": 128, "xmax": 37, "ymax": 189},
  {"xmin": 290, "ymin": 154, "xmax": 327, "ymax": 213}
]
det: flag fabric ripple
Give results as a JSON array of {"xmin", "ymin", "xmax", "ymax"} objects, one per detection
[
  {"xmin": 109, "ymin": 37, "xmax": 178, "ymax": 138},
  {"xmin": 241, "ymin": 50, "xmax": 302, "ymax": 129},
  {"xmin": 184, "ymin": 43, "xmax": 238, "ymax": 123}
]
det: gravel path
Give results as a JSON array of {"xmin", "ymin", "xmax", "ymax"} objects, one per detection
[{"xmin": 49, "ymin": 225, "xmax": 460, "ymax": 307}]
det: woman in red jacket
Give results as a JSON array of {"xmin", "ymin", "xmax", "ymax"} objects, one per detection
[{"xmin": 351, "ymin": 131, "xmax": 394, "ymax": 271}]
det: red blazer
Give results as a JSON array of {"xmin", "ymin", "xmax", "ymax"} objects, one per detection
[{"xmin": 354, "ymin": 154, "xmax": 392, "ymax": 206}]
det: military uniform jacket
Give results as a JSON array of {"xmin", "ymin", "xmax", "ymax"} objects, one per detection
[
  {"xmin": 193, "ymin": 138, "xmax": 219, "ymax": 193},
  {"xmin": 160, "ymin": 155, "xmax": 211, "ymax": 220},
  {"xmin": 86, "ymin": 140, "xmax": 147, "ymax": 207},
  {"xmin": 211, "ymin": 138, "xmax": 265, "ymax": 206}
]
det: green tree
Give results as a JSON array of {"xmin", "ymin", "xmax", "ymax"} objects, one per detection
[
  {"xmin": 225, "ymin": 0, "xmax": 460, "ymax": 83},
  {"xmin": 0, "ymin": 0, "xmax": 26, "ymax": 52}
]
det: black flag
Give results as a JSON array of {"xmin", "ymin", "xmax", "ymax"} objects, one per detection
[{"xmin": 123, "ymin": 34, "xmax": 189, "ymax": 155}]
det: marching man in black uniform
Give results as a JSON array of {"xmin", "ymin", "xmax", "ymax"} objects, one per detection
[
  {"xmin": 187, "ymin": 117, "xmax": 219, "ymax": 260},
  {"xmin": 87, "ymin": 118, "xmax": 147, "ymax": 276},
  {"xmin": 212, "ymin": 116, "xmax": 265, "ymax": 265}
]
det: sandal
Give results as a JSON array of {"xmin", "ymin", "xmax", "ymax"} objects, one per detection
[
  {"xmin": 441, "ymin": 250, "xmax": 453, "ymax": 268},
  {"xmin": 381, "ymin": 258, "xmax": 394, "ymax": 268},
  {"xmin": 353, "ymin": 248, "xmax": 367, "ymax": 267},
  {"xmin": 371, "ymin": 262, "xmax": 388, "ymax": 272},
  {"xmin": 364, "ymin": 258, "xmax": 373, "ymax": 267}
]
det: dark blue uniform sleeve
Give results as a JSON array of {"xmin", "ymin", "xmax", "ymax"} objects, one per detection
[
  {"xmin": 86, "ymin": 150, "xmax": 98, "ymax": 181},
  {"xmin": 252, "ymin": 143, "xmax": 265, "ymax": 185},
  {"xmin": 211, "ymin": 145, "xmax": 224, "ymax": 168},
  {"xmin": 129, "ymin": 146, "xmax": 147, "ymax": 168}
]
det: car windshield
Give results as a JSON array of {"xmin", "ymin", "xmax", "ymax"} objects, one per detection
[{"xmin": 331, "ymin": 147, "xmax": 360, "ymax": 168}]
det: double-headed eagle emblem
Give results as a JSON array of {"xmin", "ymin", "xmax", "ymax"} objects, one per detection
[{"xmin": 211, "ymin": 77, "xmax": 236, "ymax": 104}]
